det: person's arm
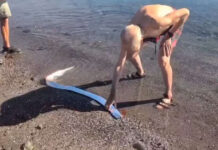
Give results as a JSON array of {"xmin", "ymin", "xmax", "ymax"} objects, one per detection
[
  {"xmin": 159, "ymin": 8, "xmax": 190, "ymax": 56},
  {"xmin": 167, "ymin": 8, "xmax": 190, "ymax": 34},
  {"xmin": 106, "ymin": 48, "xmax": 127, "ymax": 110}
]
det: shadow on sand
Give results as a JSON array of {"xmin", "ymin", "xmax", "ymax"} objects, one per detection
[
  {"xmin": 0, "ymin": 78, "xmax": 161, "ymax": 126},
  {"xmin": 77, "ymin": 77, "xmax": 147, "ymax": 90}
]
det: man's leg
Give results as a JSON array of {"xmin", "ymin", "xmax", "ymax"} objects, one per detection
[
  {"xmin": 106, "ymin": 25, "xmax": 142, "ymax": 110},
  {"xmin": 127, "ymin": 25, "xmax": 144, "ymax": 78},
  {"xmin": 129, "ymin": 53, "xmax": 145, "ymax": 76},
  {"xmin": 158, "ymin": 44, "xmax": 173, "ymax": 100},
  {"xmin": 0, "ymin": 18, "xmax": 9, "ymax": 64},
  {"xmin": 1, "ymin": 18, "xmax": 20, "ymax": 53},
  {"xmin": 158, "ymin": 25, "xmax": 183, "ymax": 101},
  {"xmin": 1, "ymin": 18, "xmax": 10, "ymax": 48}
]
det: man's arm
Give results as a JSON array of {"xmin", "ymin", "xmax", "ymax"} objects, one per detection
[
  {"xmin": 159, "ymin": 8, "xmax": 190, "ymax": 56},
  {"xmin": 162, "ymin": 8, "xmax": 190, "ymax": 35},
  {"xmin": 167, "ymin": 8, "xmax": 190, "ymax": 34},
  {"xmin": 106, "ymin": 47, "xmax": 127, "ymax": 110}
]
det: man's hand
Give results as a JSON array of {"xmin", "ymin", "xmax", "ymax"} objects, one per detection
[{"xmin": 106, "ymin": 91, "xmax": 116, "ymax": 109}]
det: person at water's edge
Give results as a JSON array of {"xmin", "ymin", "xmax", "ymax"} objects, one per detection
[
  {"xmin": 106, "ymin": 4, "xmax": 190, "ymax": 111},
  {"xmin": 0, "ymin": 0, "xmax": 21, "ymax": 64}
]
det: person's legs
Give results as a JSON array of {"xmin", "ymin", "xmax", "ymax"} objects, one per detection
[
  {"xmin": 1, "ymin": 18, "xmax": 10, "ymax": 49},
  {"xmin": 158, "ymin": 35, "xmax": 176, "ymax": 100},
  {"xmin": 126, "ymin": 25, "xmax": 145, "ymax": 78},
  {"xmin": 156, "ymin": 45, "xmax": 174, "ymax": 109},
  {"xmin": 158, "ymin": 50, "xmax": 173, "ymax": 99},
  {"xmin": 158, "ymin": 26, "xmax": 183, "ymax": 102},
  {"xmin": 0, "ymin": 18, "xmax": 9, "ymax": 64},
  {"xmin": 0, "ymin": 2, "xmax": 20, "ymax": 54},
  {"xmin": 129, "ymin": 53, "xmax": 145, "ymax": 76},
  {"xmin": 1, "ymin": 18, "xmax": 20, "ymax": 53},
  {"xmin": 106, "ymin": 24, "xmax": 142, "ymax": 111}
]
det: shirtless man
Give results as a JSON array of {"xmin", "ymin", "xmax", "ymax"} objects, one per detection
[{"xmin": 106, "ymin": 4, "xmax": 190, "ymax": 110}]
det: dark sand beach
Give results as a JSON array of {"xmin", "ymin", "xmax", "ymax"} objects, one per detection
[{"xmin": 0, "ymin": 0, "xmax": 217, "ymax": 149}]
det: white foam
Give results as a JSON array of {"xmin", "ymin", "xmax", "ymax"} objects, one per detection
[{"xmin": 46, "ymin": 66, "xmax": 74, "ymax": 81}]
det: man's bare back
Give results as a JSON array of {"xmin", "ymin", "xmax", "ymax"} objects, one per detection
[{"xmin": 130, "ymin": 5, "xmax": 175, "ymax": 38}]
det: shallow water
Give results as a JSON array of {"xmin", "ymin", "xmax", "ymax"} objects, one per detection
[{"xmin": 10, "ymin": 0, "xmax": 218, "ymax": 51}]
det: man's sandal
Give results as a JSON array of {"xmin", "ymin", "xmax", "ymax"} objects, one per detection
[
  {"xmin": 126, "ymin": 72, "xmax": 146, "ymax": 79},
  {"xmin": 3, "ymin": 46, "xmax": 21, "ymax": 54},
  {"xmin": 155, "ymin": 94, "xmax": 175, "ymax": 110}
]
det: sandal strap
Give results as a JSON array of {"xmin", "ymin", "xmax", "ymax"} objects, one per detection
[
  {"xmin": 162, "ymin": 98, "xmax": 172, "ymax": 104},
  {"xmin": 127, "ymin": 72, "xmax": 146, "ymax": 79}
]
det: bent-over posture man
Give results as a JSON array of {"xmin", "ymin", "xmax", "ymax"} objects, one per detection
[
  {"xmin": 0, "ymin": 0, "xmax": 20, "ymax": 64},
  {"xmin": 106, "ymin": 4, "xmax": 190, "ymax": 111}
]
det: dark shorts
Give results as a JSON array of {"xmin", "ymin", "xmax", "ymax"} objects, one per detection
[{"xmin": 142, "ymin": 25, "xmax": 184, "ymax": 53}]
